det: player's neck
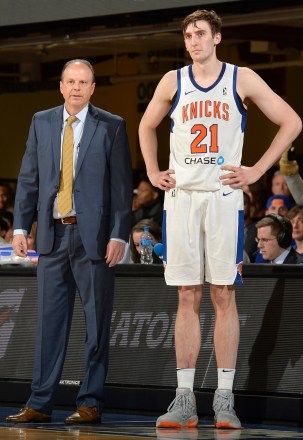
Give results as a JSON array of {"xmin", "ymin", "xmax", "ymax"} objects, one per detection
[{"xmin": 192, "ymin": 59, "xmax": 222, "ymax": 88}]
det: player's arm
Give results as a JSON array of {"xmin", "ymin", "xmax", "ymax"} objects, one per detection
[
  {"xmin": 220, "ymin": 67, "xmax": 302, "ymax": 188},
  {"xmin": 139, "ymin": 70, "xmax": 177, "ymax": 190}
]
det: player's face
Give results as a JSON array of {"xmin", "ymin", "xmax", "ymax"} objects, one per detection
[
  {"xmin": 256, "ymin": 226, "xmax": 282, "ymax": 261},
  {"xmin": 184, "ymin": 20, "xmax": 221, "ymax": 63},
  {"xmin": 291, "ymin": 213, "xmax": 303, "ymax": 241},
  {"xmin": 60, "ymin": 62, "xmax": 95, "ymax": 114}
]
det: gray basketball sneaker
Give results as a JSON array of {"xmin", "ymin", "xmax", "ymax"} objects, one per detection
[
  {"xmin": 156, "ymin": 388, "xmax": 198, "ymax": 428},
  {"xmin": 213, "ymin": 389, "xmax": 241, "ymax": 429}
]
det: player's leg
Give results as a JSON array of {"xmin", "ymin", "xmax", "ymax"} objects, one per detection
[
  {"xmin": 210, "ymin": 284, "xmax": 241, "ymax": 429},
  {"xmin": 211, "ymin": 284, "xmax": 239, "ymax": 370},
  {"xmin": 156, "ymin": 285, "xmax": 202, "ymax": 428},
  {"xmin": 205, "ymin": 189, "xmax": 243, "ymax": 429},
  {"xmin": 157, "ymin": 190, "xmax": 205, "ymax": 428},
  {"xmin": 175, "ymin": 285, "xmax": 203, "ymax": 369}
]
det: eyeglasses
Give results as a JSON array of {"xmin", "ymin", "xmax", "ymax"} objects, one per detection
[{"xmin": 255, "ymin": 237, "xmax": 276, "ymax": 244}]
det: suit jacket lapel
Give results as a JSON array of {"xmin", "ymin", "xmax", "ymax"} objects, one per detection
[
  {"xmin": 75, "ymin": 105, "xmax": 99, "ymax": 180},
  {"xmin": 51, "ymin": 106, "xmax": 64, "ymax": 182}
]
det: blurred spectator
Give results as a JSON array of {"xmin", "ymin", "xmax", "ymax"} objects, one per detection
[
  {"xmin": 0, "ymin": 217, "xmax": 9, "ymax": 244},
  {"xmin": 27, "ymin": 220, "xmax": 38, "ymax": 251},
  {"xmin": 287, "ymin": 205, "xmax": 303, "ymax": 255},
  {"xmin": 0, "ymin": 210, "xmax": 14, "ymax": 243},
  {"xmin": 255, "ymin": 214, "xmax": 303, "ymax": 264},
  {"xmin": 132, "ymin": 189, "xmax": 141, "ymax": 212},
  {"xmin": 279, "ymin": 146, "xmax": 303, "ymax": 205},
  {"xmin": 130, "ymin": 219, "xmax": 162, "ymax": 264},
  {"xmin": 132, "ymin": 178, "xmax": 163, "ymax": 227},
  {"xmin": 0, "ymin": 182, "xmax": 14, "ymax": 212},
  {"xmin": 271, "ymin": 170, "xmax": 291, "ymax": 197},
  {"xmin": 243, "ymin": 192, "xmax": 257, "ymax": 262},
  {"xmin": 243, "ymin": 178, "xmax": 268, "ymax": 221},
  {"xmin": 265, "ymin": 194, "xmax": 292, "ymax": 216}
]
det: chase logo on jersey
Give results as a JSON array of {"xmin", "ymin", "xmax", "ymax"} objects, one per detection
[{"xmin": 217, "ymin": 156, "xmax": 225, "ymax": 165}]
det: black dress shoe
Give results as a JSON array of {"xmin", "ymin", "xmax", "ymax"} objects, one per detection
[
  {"xmin": 5, "ymin": 407, "xmax": 51, "ymax": 423},
  {"xmin": 65, "ymin": 406, "xmax": 101, "ymax": 424}
]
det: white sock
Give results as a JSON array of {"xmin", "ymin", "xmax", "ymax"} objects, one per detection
[
  {"xmin": 217, "ymin": 368, "xmax": 235, "ymax": 390},
  {"xmin": 177, "ymin": 368, "xmax": 195, "ymax": 391}
]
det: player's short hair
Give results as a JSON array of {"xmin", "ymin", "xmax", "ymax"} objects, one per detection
[
  {"xmin": 61, "ymin": 59, "xmax": 95, "ymax": 83},
  {"xmin": 181, "ymin": 10, "xmax": 222, "ymax": 37}
]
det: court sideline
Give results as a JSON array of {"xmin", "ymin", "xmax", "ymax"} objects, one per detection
[{"xmin": 0, "ymin": 406, "xmax": 302, "ymax": 439}]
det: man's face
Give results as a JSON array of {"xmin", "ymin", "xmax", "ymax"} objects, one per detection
[
  {"xmin": 256, "ymin": 226, "xmax": 283, "ymax": 261},
  {"xmin": 271, "ymin": 173, "xmax": 290, "ymax": 196},
  {"xmin": 60, "ymin": 62, "xmax": 95, "ymax": 113},
  {"xmin": 266, "ymin": 199, "xmax": 288, "ymax": 216},
  {"xmin": 291, "ymin": 213, "xmax": 303, "ymax": 241}
]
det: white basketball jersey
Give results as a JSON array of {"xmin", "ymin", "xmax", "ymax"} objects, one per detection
[{"xmin": 168, "ymin": 62, "xmax": 247, "ymax": 191}]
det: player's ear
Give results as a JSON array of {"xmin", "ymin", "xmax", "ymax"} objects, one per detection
[{"xmin": 214, "ymin": 32, "xmax": 221, "ymax": 46}]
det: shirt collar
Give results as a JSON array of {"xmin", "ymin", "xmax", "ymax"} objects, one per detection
[
  {"xmin": 272, "ymin": 247, "xmax": 291, "ymax": 264},
  {"xmin": 63, "ymin": 105, "xmax": 89, "ymax": 124}
]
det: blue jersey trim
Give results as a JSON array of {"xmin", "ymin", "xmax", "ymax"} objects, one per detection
[
  {"xmin": 235, "ymin": 209, "xmax": 244, "ymax": 285},
  {"xmin": 232, "ymin": 66, "xmax": 247, "ymax": 133},
  {"xmin": 189, "ymin": 62, "xmax": 226, "ymax": 92},
  {"xmin": 162, "ymin": 210, "xmax": 167, "ymax": 264},
  {"xmin": 168, "ymin": 69, "xmax": 181, "ymax": 117},
  {"xmin": 169, "ymin": 69, "xmax": 181, "ymax": 133}
]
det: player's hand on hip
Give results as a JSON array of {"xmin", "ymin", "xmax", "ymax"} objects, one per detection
[
  {"xmin": 149, "ymin": 169, "xmax": 176, "ymax": 191},
  {"xmin": 220, "ymin": 165, "xmax": 262, "ymax": 188},
  {"xmin": 12, "ymin": 234, "xmax": 28, "ymax": 257}
]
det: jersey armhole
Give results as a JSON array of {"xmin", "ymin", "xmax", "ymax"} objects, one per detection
[
  {"xmin": 233, "ymin": 66, "xmax": 247, "ymax": 115},
  {"xmin": 168, "ymin": 69, "xmax": 181, "ymax": 116},
  {"xmin": 233, "ymin": 65, "xmax": 247, "ymax": 132}
]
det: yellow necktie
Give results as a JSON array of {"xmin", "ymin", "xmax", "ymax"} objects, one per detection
[{"xmin": 58, "ymin": 115, "xmax": 77, "ymax": 217}]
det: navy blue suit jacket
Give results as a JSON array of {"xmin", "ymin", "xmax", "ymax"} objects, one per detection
[{"xmin": 14, "ymin": 103, "xmax": 133, "ymax": 260}]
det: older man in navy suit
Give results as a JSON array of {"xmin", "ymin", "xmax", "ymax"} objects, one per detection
[{"xmin": 6, "ymin": 59, "xmax": 133, "ymax": 424}]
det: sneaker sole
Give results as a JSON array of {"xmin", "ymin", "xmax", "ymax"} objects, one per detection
[
  {"xmin": 157, "ymin": 419, "xmax": 198, "ymax": 428},
  {"xmin": 215, "ymin": 421, "xmax": 241, "ymax": 429}
]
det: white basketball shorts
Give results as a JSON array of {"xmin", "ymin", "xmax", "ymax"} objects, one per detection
[{"xmin": 162, "ymin": 187, "xmax": 244, "ymax": 286}]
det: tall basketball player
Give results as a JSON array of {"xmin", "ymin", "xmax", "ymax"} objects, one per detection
[{"xmin": 138, "ymin": 9, "xmax": 302, "ymax": 430}]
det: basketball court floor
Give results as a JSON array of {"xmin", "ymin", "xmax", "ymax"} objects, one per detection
[{"xmin": 0, "ymin": 407, "xmax": 302, "ymax": 440}]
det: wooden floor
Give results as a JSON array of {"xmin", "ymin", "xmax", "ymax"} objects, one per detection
[{"xmin": 0, "ymin": 407, "xmax": 302, "ymax": 439}]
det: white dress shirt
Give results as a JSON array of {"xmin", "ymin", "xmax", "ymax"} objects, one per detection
[{"xmin": 272, "ymin": 247, "xmax": 292, "ymax": 264}]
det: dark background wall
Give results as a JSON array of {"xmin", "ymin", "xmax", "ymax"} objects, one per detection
[{"xmin": 0, "ymin": 0, "xmax": 302, "ymax": 179}]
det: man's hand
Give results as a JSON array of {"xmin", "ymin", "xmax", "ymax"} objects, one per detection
[
  {"xmin": 148, "ymin": 169, "xmax": 176, "ymax": 191},
  {"xmin": 12, "ymin": 234, "xmax": 28, "ymax": 257},
  {"xmin": 220, "ymin": 165, "xmax": 263, "ymax": 188},
  {"xmin": 279, "ymin": 146, "xmax": 299, "ymax": 176},
  {"xmin": 105, "ymin": 240, "xmax": 126, "ymax": 267}
]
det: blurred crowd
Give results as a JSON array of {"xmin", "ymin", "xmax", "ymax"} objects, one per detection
[{"xmin": 1, "ymin": 147, "xmax": 303, "ymax": 265}]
